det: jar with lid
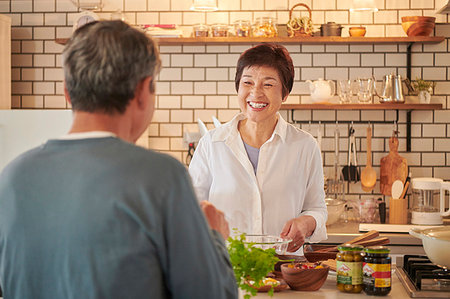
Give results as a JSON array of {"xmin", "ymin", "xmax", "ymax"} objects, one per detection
[
  {"xmin": 234, "ymin": 20, "xmax": 251, "ymax": 37},
  {"xmin": 193, "ymin": 24, "xmax": 209, "ymax": 37},
  {"xmin": 336, "ymin": 244, "xmax": 363, "ymax": 293},
  {"xmin": 252, "ymin": 17, "xmax": 278, "ymax": 37},
  {"xmin": 363, "ymin": 246, "xmax": 391, "ymax": 296},
  {"xmin": 211, "ymin": 24, "xmax": 229, "ymax": 37}
]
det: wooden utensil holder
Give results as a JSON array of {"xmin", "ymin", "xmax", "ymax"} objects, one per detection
[{"xmin": 389, "ymin": 197, "xmax": 408, "ymax": 224}]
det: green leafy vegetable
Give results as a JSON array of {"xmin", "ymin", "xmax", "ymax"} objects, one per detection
[
  {"xmin": 413, "ymin": 78, "xmax": 435, "ymax": 91},
  {"xmin": 227, "ymin": 233, "xmax": 280, "ymax": 299}
]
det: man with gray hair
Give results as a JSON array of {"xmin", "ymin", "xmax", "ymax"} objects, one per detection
[{"xmin": 0, "ymin": 20, "xmax": 237, "ymax": 299}]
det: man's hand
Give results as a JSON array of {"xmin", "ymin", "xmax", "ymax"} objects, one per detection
[
  {"xmin": 200, "ymin": 201, "xmax": 230, "ymax": 240},
  {"xmin": 280, "ymin": 215, "xmax": 317, "ymax": 252}
]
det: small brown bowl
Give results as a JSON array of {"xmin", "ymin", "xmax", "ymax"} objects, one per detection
[
  {"xmin": 349, "ymin": 26, "xmax": 366, "ymax": 37},
  {"xmin": 274, "ymin": 254, "xmax": 307, "ymax": 272},
  {"xmin": 303, "ymin": 244, "xmax": 337, "ymax": 262},
  {"xmin": 401, "ymin": 16, "xmax": 435, "ymax": 37},
  {"xmin": 281, "ymin": 263, "xmax": 329, "ymax": 291}
]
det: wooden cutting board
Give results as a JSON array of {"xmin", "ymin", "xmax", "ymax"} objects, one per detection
[{"xmin": 380, "ymin": 136, "xmax": 408, "ymax": 196}]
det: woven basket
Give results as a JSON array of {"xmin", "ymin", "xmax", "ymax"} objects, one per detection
[{"xmin": 287, "ymin": 3, "xmax": 313, "ymax": 37}]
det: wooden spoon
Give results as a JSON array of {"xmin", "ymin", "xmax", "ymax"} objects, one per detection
[{"xmin": 361, "ymin": 125, "xmax": 376, "ymax": 192}]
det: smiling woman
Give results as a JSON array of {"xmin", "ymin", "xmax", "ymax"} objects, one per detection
[{"xmin": 189, "ymin": 43, "xmax": 328, "ymax": 254}]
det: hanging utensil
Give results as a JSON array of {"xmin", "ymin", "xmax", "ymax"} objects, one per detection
[
  {"xmin": 342, "ymin": 124, "xmax": 360, "ymax": 182},
  {"xmin": 361, "ymin": 124, "xmax": 377, "ymax": 192}
]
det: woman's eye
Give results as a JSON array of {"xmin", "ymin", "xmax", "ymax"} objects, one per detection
[
  {"xmin": 243, "ymin": 81, "xmax": 252, "ymax": 85},
  {"xmin": 264, "ymin": 83, "xmax": 273, "ymax": 87}
]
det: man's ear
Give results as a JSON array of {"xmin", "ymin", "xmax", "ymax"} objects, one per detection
[
  {"xmin": 135, "ymin": 76, "xmax": 153, "ymax": 109},
  {"xmin": 63, "ymin": 81, "xmax": 72, "ymax": 105}
]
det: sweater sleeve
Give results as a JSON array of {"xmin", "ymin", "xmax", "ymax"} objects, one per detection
[{"xmin": 163, "ymin": 163, "xmax": 237, "ymax": 299}]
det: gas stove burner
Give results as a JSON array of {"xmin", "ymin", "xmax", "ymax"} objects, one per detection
[{"xmin": 396, "ymin": 255, "xmax": 450, "ymax": 297}]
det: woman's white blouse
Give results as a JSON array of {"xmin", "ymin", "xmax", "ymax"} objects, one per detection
[{"xmin": 189, "ymin": 113, "xmax": 327, "ymax": 243}]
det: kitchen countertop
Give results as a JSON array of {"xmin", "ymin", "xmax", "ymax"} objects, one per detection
[
  {"xmin": 323, "ymin": 221, "xmax": 422, "ymax": 245},
  {"xmin": 239, "ymin": 269, "xmax": 408, "ymax": 298}
]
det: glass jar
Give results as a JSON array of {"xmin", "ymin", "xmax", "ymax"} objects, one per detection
[
  {"xmin": 234, "ymin": 20, "xmax": 251, "ymax": 37},
  {"xmin": 363, "ymin": 246, "xmax": 391, "ymax": 296},
  {"xmin": 336, "ymin": 244, "xmax": 363, "ymax": 293},
  {"xmin": 211, "ymin": 24, "xmax": 229, "ymax": 37},
  {"xmin": 252, "ymin": 17, "xmax": 278, "ymax": 37},
  {"xmin": 193, "ymin": 24, "xmax": 209, "ymax": 37}
]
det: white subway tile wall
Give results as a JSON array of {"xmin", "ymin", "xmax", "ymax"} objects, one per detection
[{"xmin": 5, "ymin": 0, "xmax": 450, "ymax": 198}]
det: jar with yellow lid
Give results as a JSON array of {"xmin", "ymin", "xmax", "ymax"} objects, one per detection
[{"xmin": 336, "ymin": 244, "xmax": 363, "ymax": 293}]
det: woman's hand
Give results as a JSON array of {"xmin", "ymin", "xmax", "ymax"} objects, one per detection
[
  {"xmin": 280, "ymin": 215, "xmax": 317, "ymax": 252},
  {"xmin": 200, "ymin": 201, "xmax": 230, "ymax": 240}
]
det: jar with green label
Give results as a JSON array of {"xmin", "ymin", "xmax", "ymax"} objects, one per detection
[
  {"xmin": 363, "ymin": 246, "xmax": 391, "ymax": 296},
  {"xmin": 336, "ymin": 244, "xmax": 363, "ymax": 293}
]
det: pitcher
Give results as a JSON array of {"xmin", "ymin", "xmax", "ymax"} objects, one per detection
[{"xmin": 375, "ymin": 74, "xmax": 405, "ymax": 103}]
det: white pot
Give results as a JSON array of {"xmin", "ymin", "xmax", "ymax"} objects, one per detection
[
  {"xmin": 409, "ymin": 226, "xmax": 450, "ymax": 268},
  {"xmin": 418, "ymin": 89, "xmax": 431, "ymax": 104}
]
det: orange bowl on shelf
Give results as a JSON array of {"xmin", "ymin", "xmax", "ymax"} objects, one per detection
[
  {"xmin": 349, "ymin": 26, "xmax": 366, "ymax": 37},
  {"xmin": 401, "ymin": 16, "xmax": 436, "ymax": 37}
]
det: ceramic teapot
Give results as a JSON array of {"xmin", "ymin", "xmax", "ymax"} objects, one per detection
[{"xmin": 306, "ymin": 78, "xmax": 335, "ymax": 103}]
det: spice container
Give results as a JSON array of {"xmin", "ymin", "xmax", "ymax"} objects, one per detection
[
  {"xmin": 193, "ymin": 24, "xmax": 209, "ymax": 37},
  {"xmin": 252, "ymin": 17, "xmax": 278, "ymax": 37},
  {"xmin": 234, "ymin": 20, "xmax": 251, "ymax": 37},
  {"xmin": 363, "ymin": 246, "xmax": 391, "ymax": 296},
  {"xmin": 336, "ymin": 244, "xmax": 363, "ymax": 293},
  {"xmin": 211, "ymin": 24, "xmax": 229, "ymax": 37}
]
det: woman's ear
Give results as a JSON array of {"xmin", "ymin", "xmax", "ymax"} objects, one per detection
[{"xmin": 282, "ymin": 95, "xmax": 288, "ymax": 102}]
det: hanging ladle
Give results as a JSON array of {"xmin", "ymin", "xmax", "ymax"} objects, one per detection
[{"xmin": 361, "ymin": 124, "xmax": 377, "ymax": 192}]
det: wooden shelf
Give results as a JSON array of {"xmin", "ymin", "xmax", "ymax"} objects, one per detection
[
  {"xmin": 281, "ymin": 103, "xmax": 443, "ymax": 110},
  {"xmin": 55, "ymin": 36, "xmax": 445, "ymax": 46}
]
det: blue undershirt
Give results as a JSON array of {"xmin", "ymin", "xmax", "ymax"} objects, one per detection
[{"xmin": 243, "ymin": 141, "xmax": 260, "ymax": 174}]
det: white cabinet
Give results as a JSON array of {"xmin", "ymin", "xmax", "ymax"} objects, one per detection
[{"xmin": 0, "ymin": 14, "xmax": 11, "ymax": 109}]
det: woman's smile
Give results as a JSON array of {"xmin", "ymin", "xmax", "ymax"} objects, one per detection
[{"xmin": 247, "ymin": 101, "xmax": 268, "ymax": 109}]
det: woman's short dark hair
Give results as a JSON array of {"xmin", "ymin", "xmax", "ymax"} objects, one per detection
[
  {"xmin": 62, "ymin": 20, "xmax": 161, "ymax": 114},
  {"xmin": 235, "ymin": 43, "xmax": 294, "ymax": 98}
]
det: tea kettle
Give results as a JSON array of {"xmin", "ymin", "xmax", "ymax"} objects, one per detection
[
  {"xmin": 374, "ymin": 74, "xmax": 405, "ymax": 103},
  {"xmin": 306, "ymin": 78, "xmax": 335, "ymax": 103}
]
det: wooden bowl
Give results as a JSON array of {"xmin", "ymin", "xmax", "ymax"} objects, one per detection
[
  {"xmin": 274, "ymin": 254, "xmax": 306, "ymax": 272},
  {"xmin": 303, "ymin": 244, "xmax": 337, "ymax": 262},
  {"xmin": 281, "ymin": 263, "xmax": 329, "ymax": 291},
  {"xmin": 401, "ymin": 16, "xmax": 435, "ymax": 37},
  {"xmin": 349, "ymin": 26, "xmax": 366, "ymax": 37}
]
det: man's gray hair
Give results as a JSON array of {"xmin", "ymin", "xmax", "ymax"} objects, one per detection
[{"xmin": 62, "ymin": 20, "xmax": 161, "ymax": 114}]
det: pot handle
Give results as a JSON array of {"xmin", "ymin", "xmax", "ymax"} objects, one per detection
[
  {"xmin": 409, "ymin": 228, "xmax": 424, "ymax": 240},
  {"xmin": 441, "ymin": 182, "xmax": 450, "ymax": 216}
]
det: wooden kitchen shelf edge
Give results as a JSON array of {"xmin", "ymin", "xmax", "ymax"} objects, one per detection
[
  {"xmin": 55, "ymin": 36, "xmax": 445, "ymax": 45},
  {"xmin": 281, "ymin": 103, "xmax": 443, "ymax": 110}
]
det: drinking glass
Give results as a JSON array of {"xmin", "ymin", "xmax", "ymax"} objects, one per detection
[
  {"xmin": 337, "ymin": 79, "xmax": 354, "ymax": 103},
  {"xmin": 357, "ymin": 77, "xmax": 374, "ymax": 104}
]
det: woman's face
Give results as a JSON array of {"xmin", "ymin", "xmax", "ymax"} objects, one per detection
[{"xmin": 238, "ymin": 65, "xmax": 287, "ymax": 124}]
